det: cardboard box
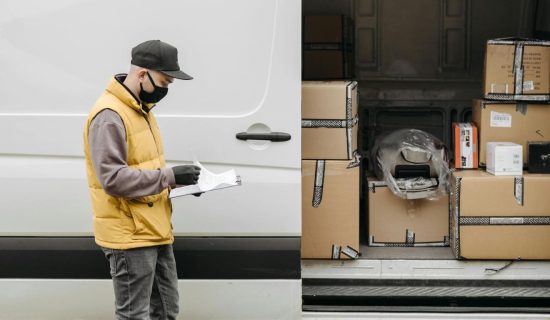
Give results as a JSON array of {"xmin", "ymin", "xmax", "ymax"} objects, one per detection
[
  {"xmin": 483, "ymin": 38, "xmax": 550, "ymax": 101},
  {"xmin": 451, "ymin": 170, "xmax": 550, "ymax": 260},
  {"xmin": 453, "ymin": 122, "xmax": 478, "ymax": 169},
  {"xmin": 302, "ymin": 81, "xmax": 358, "ymax": 160},
  {"xmin": 303, "ymin": 15, "xmax": 354, "ymax": 79},
  {"xmin": 367, "ymin": 180, "xmax": 449, "ymax": 247},
  {"xmin": 486, "ymin": 142, "xmax": 523, "ymax": 176},
  {"xmin": 472, "ymin": 99, "xmax": 550, "ymax": 166},
  {"xmin": 528, "ymin": 141, "xmax": 550, "ymax": 173},
  {"xmin": 302, "ymin": 160, "xmax": 359, "ymax": 259}
]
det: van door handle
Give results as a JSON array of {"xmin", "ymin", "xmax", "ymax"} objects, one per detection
[{"xmin": 236, "ymin": 132, "xmax": 291, "ymax": 142}]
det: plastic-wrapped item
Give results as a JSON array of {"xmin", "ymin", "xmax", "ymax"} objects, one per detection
[{"xmin": 372, "ymin": 129, "xmax": 450, "ymax": 200}]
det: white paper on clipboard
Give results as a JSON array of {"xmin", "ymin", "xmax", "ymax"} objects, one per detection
[{"xmin": 169, "ymin": 161, "xmax": 241, "ymax": 199}]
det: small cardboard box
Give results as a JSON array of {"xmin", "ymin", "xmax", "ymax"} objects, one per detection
[
  {"xmin": 486, "ymin": 142, "xmax": 523, "ymax": 176},
  {"xmin": 453, "ymin": 122, "xmax": 478, "ymax": 169},
  {"xmin": 302, "ymin": 81, "xmax": 358, "ymax": 160},
  {"xmin": 302, "ymin": 160, "xmax": 359, "ymax": 259},
  {"xmin": 367, "ymin": 180, "xmax": 449, "ymax": 247},
  {"xmin": 302, "ymin": 15, "xmax": 354, "ymax": 80},
  {"xmin": 483, "ymin": 38, "xmax": 550, "ymax": 101},
  {"xmin": 451, "ymin": 170, "xmax": 550, "ymax": 260},
  {"xmin": 472, "ymin": 99, "xmax": 550, "ymax": 166}
]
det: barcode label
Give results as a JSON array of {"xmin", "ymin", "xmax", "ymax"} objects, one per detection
[{"xmin": 490, "ymin": 111, "xmax": 512, "ymax": 128}]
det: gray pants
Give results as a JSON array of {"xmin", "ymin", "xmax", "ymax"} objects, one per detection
[{"xmin": 101, "ymin": 245, "xmax": 179, "ymax": 320}]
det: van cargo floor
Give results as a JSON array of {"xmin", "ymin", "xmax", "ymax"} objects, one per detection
[
  {"xmin": 359, "ymin": 245, "xmax": 454, "ymax": 260},
  {"xmin": 302, "ymin": 279, "xmax": 550, "ymax": 313}
]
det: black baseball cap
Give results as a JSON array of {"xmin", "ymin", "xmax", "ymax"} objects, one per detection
[{"xmin": 131, "ymin": 40, "xmax": 193, "ymax": 80}]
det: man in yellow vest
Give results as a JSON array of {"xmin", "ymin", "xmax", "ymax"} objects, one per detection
[{"xmin": 84, "ymin": 40, "xmax": 199, "ymax": 320}]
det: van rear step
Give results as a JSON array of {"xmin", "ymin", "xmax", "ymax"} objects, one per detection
[{"xmin": 303, "ymin": 279, "xmax": 550, "ymax": 313}]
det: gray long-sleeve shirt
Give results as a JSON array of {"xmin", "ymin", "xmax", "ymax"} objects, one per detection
[{"xmin": 88, "ymin": 109, "xmax": 176, "ymax": 199}]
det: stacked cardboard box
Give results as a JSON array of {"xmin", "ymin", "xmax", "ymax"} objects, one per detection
[
  {"xmin": 302, "ymin": 160, "xmax": 359, "ymax": 259},
  {"xmin": 302, "ymin": 81, "xmax": 358, "ymax": 159},
  {"xmin": 302, "ymin": 15, "xmax": 354, "ymax": 80},
  {"xmin": 483, "ymin": 38, "xmax": 550, "ymax": 102},
  {"xmin": 301, "ymin": 81, "xmax": 360, "ymax": 260},
  {"xmin": 451, "ymin": 38, "xmax": 550, "ymax": 260},
  {"xmin": 367, "ymin": 180, "xmax": 449, "ymax": 247},
  {"xmin": 472, "ymin": 99, "xmax": 550, "ymax": 167},
  {"xmin": 451, "ymin": 170, "xmax": 550, "ymax": 260}
]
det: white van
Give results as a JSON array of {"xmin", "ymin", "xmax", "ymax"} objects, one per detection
[{"xmin": 1, "ymin": 1, "xmax": 550, "ymax": 319}]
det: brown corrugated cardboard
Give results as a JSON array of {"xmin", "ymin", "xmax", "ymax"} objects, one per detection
[
  {"xmin": 451, "ymin": 170, "xmax": 550, "ymax": 260},
  {"xmin": 483, "ymin": 38, "xmax": 550, "ymax": 101},
  {"xmin": 302, "ymin": 81, "xmax": 358, "ymax": 160},
  {"xmin": 472, "ymin": 99, "xmax": 550, "ymax": 166},
  {"xmin": 367, "ymin": 180, "xmax": 449, "ymax": 247},
  {"xmin": 302, "ymin": 160, "xmax": 359, "ymax": 259},
  {"xmin": 303, "ymin": 15, "xmax": 354, "ymax": 79}
]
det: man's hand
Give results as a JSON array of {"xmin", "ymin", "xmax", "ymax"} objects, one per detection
[{"xmin": 171, "ymin": 165, "xmax": 201, "ymax": 185}]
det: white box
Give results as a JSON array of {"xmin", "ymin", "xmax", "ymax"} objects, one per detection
[{"xmin": 486, "ymin": 142, "xmax": 523, "ymax": 176}]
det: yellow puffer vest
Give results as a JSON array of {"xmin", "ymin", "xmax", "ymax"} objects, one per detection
[{"xmin": 83, "ymin": 75, "xmax": 173, "ymax": 249}]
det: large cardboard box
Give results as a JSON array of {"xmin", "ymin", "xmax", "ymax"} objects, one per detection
[
  {"xmin": 302, "ymin": 160, "xmax": 359, "ymax": 259},
  {"xmin": 483, "ymin": 38, "xmax": 550, "ymax": 101},
  {"xmin": 451, "ymin": 170, "xmax": 550, "ymax": 260},
  {"xmin": 367, "ymin": 180, "xmax": 449, "ymax": 247},
  {"xmin": 302, "ymin": 81, "xmax": 358, "ymax": 160},
  {"xmin": 472, "ymin": 99, "xmax": 550, "ymax": 166},
  {"xmin": 302, "ymin": 15, "xmax": 354, "ymax": 79}
]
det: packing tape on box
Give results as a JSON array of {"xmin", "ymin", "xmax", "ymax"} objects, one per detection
[
  {"xmin": 486, "ymin": 39, "xmax": 550, "ymax": 101},
  {"xmin": 459, "ymin": 216, "xmax": 550, "ymax": 225},
  {"xmin": 341, "ymin": 246, "xmax": 360, "ymax": 259},
  {"xmin": 331, "ymin": 244, "xmax": 359, "ymax": 259},
  {"xmin": 513, "ymin": 42, "xmax": 525, "ymax": 95},
  {"xmin": 345, "ymin": 81, "xmax": 357, "ymax": 159},
  {"xmin": 311, "ymin": 159, "xmax": 360, "ymax": 208},
  {"xmin": 312, "ymin": 160, "xmax": 325, "ymax": 208},
  {"xmin": 514, "ymin": 177, "xmax": 524, "ymax": 206},
  {"xmin": 453, "ymin": 176, "xmax": 462, "ymax": 259},
  {"xmin": 347, "ymin": 151, "xmax": 361, "ymax": 168},
  {"xmin": 368, "ymin": 235, "xmax": 449, "ymax": 247},
  {"xmin": 331, "ymin": 244, "xmax": 341, "ymax": 259},
  {"xmin": 302, "ymin": 119, "xmax": 349, "ymax": 128},
  {"xmin": 516, "ymin": 102, "xmax": 528, "ymax": 115},
  {"xmin": 406, "ymin": 229, "xmax": 415, "ymax": 245}
]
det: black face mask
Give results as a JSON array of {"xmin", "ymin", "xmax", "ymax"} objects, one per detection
[{"xmin": 139, "ymin": 72, "xmax": 168, "ymax": 104}]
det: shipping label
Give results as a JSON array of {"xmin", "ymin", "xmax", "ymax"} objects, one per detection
[
  {"xmin": 459, "ymin": 124, "xmax": 473, "ymax": 168},
  {"xmin": 490, "ymin": 111, "xmax": 512, "ymax": 128}
]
